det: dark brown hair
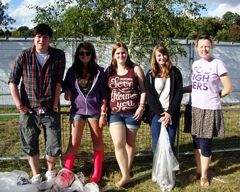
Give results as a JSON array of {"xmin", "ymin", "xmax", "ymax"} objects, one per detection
[
  {"xmin": 32, "ymin": 23, "xmax": 53, "ymax": 38},
  {"xmin": 73, "ymin": 42, "xmax": 97, "ymax": 78}
]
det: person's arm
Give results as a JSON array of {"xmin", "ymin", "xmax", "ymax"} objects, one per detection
[
  {"xmin": 219, "ymin": 73, "xmax": 233, "ymax": 97},
  {"xmin": 133, "ymin": 65, "xmax": 146, "ymax": 121},
  {"xmin": 9, "ymin": 82, "xmax": 31, "ymax": 113},
  {"xmin": 99, "ymin": 99, "xmax": 107, "ymax": 128},
  {"xmin": 98, "ymin": 70, "xmax": 108, "ymax": 128},
  {"xmin": 8, "ymin": 52, "xmax": 31, "ymax": 113},
  {"xmin": 62, "ymin": 68, "xmax": 72, "ymax": 101},
  {"xmin": 53, "ymin": 83, "xmax": 61, "ymax": 112},
  {"xmin": 183, "ymin": 85, "xmax": 192, "ymax": 93},
  {"xmin": 53, "ymin": 50, "xmax": 66, "ymax": 112}
]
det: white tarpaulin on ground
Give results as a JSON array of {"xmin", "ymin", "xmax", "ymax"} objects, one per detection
[{"xmin": 0, "ymin": 170, "xmax": 99, "ymax": 192}]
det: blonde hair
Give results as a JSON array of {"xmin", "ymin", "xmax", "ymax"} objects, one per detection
[{"xmin": 150, "ymin": 44, "xmax": 172, "ymax": 78}]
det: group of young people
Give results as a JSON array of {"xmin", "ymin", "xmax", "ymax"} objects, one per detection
[{"xmin": 8, "ymin": 23, "xmax": 232, "ymax": 189}]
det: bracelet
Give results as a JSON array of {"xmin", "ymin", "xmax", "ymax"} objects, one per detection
[{"xmin": 101, "ymin": 112, "xmax": 107, "ymax": 116}]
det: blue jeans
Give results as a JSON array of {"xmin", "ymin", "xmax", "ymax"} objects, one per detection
[{"xmin": 150, "ymin": 114, "xmax": 179, "ymax": 153}]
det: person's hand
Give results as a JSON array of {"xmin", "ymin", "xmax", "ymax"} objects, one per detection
[
  {"xmin": 99, "ymin": 114, "xmax": 107, "ymax": 128},
  {"xmin": 53, "ymin": 106, "xmax": 58, "ymax": 112},
  {"xmin": 133, "ymin": 106, "xmax": 144, "ymax": 121},
  {"xmin": 16, "ymin": 105, "xmax": 32, "ymax": 114},
  {"xmin": 64, "ymin": 90, "xmax": 72, "ymax": 101},
  {"xmin": 160, "ymin": 112, "xmax": 172, "ymax": 126}
]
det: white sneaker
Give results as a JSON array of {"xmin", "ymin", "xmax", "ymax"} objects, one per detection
[
  {"xmin": 31, "ymin": 174, "xmax": 42, "ymax": 184},
  {"xmin": 45, "ymin": 170, "xmax": 56, "ymax": 181}
]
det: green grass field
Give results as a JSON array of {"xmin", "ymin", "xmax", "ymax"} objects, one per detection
[{"xmin": 0, "ymin": 106, "xmax": 239, "ymax": 191}]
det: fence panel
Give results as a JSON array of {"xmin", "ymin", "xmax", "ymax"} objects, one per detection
[{"xmin": 0, "ymin": 107, "xmax": 239, "ymax": 163}]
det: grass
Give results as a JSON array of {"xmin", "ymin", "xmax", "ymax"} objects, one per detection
[
  {"xmin": 0, "ymin": 106, "xmax": 240, "ymax": 191},
  {"xmin": 0, "ymin": 152, "xmax": 239, "ymax": 191}
]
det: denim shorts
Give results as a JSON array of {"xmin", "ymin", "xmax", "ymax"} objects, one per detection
[
  {"xmin": 109, "ymin": 113, "xmax": 141, "ymax": 129},
  {"xmin": 70, "ymin": 114, "xmax": 99, "ymax": 123}
]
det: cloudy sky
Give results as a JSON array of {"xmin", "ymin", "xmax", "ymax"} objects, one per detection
[{"xmin": 3, "ymin": 0, "xmax": 240, "ymax": 29}]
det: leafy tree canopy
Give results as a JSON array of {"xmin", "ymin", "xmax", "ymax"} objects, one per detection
[
  {"xmin": 31, "ymin": 0, "xmax": 206, "ymax": 63},
  {"xmin": 0, "ymin": 1, "xmax": 15, "ymax": 30}
]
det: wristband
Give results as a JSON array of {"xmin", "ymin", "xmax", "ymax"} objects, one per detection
[{"xmin": 101, "ymin": 112, "xmax": 107, "ymax": 116}]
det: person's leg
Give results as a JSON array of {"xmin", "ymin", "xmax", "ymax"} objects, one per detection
[
  {"xmin": 109, "ymin": 123, "xmax": 130, "ymax": 187},
  {"xmin": 19, "ymin": 113, "xmax": 41, "ymax": 177},
  {"xmin": 125, "ymin": 128, "xmax": 138, "ymax": 171},
  {"xmin": 28, "ymin": 154, "xmax": 40, "ymax": 176},
  {"xmin": 194, "ymin": 149, "xmax": 202, "ymax": 174},
  {"xmin": 88, "ymin": 117, "xmax": 104, "ymax": 152},
  {"xmin": 199, "ymin": 138, "xmax": 212, "ymax": 187},
  {"xmin": 54, "ymin": 118, "xmax": 85, "ymax": 188},
  {"xmin": 189, "ymin": 136, "xmax": 201, "ymax": 181},
  {"xmin": 64, "ymin": 119, "xmax": 85, "ymax": 170},
  {"xmin": 124, "ymin": 114, "xmax": 140, "ymax": 170},
  {"xmin": 200, "ymin": 155, "xmax": 211, "ymax": 181},
  {"xmin": 42, "ymin": 111, "xmax": 62, "ymax": 173},
  {"xmin": 46, "ymin": 155, "xmax": 58, "ymax": 171},
  {"xmin": 166, "ymin": 120, "xmax": 179, "ymax": 150},
  {"xmin": 150, "ymin": 114, "xmax": 161, "ymax": 153},
  {"xmin": 88, "ymin": 118, "xmax": 104, "ymax": 183}
]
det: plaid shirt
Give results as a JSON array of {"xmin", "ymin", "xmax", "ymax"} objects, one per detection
[{"xmin": 9, "ymin": 46, "xmax": 66, "ymax": 109}]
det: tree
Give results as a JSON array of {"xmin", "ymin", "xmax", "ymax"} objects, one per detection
[
  {"xmin": 0, "ymin": 1, "xmax": 15, "ymax": 30},
  {"xmin": 17, "ymin": 26, "xmax": 32, "ymax": 37},
  {"xmin": 223, "ymin": 11, "xmax": 240, "ymax": 26},
  {"xmin": 193, "ymin": 17, "xmax": 224, "ymax": 38},
  {"xmin": 228, "ymin": 24, "xmax": 240, "ymax": 42},
  {"xmin": 215, "ymin": 29, "xmax": 228, "ymax": 41},
  {"xmin": 31, "ymin": 0, "xmax": 205, "ymax": 64}
]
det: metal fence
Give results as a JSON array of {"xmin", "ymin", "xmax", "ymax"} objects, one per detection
[
  {"xmin": 1, "ymin": 39, "xmax": 240, "ymax": 105},
  {"xmin": 0, "ymin": 105, "xmax": 239, "ymax": 162},
  {"xmin": 0, "ymin": 39, "xmax": 240, "ymax": 162}
]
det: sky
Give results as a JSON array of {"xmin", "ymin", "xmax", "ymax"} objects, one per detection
[{"xmin": 2, "ymin": 0, "xmax": 240, "ymax": 29}]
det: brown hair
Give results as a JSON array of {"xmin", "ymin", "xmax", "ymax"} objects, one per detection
[
  {"xmin": 110, "ymin": 42, "xmax": 134, "ymax": 74},
  {"xmin": 150, "ymin": 44, "xmax": 172, "ymax": 78},
  {"xmin": 195, "ymin": 35, "xmax": 214, "ymax": 48}
]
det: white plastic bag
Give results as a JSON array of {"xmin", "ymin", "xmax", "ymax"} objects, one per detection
[
  {"xmin": 0, "ymin": 170, "xmax": 38, "ymax": 192},
  {"xmin": 152, "ymin": 124, "xmax": 179, "ymax": 191},
  {"xmin": 83, "ymin": 182, "xmax": 99, "ymax": 192}
]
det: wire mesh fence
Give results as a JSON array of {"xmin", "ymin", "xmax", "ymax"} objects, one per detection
[{"xmin": 0, "ymin": 106, "xmax": 239, "ymax": 164}]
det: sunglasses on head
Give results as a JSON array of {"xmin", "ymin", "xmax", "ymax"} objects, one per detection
[{"xmin": 79, "ymin": 51, "xmax": 91, "ymax": 56}]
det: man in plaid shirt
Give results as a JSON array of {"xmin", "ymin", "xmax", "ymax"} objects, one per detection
[{"xmin": 8, "ymin": 23, "xmax": 66, "ymax": 184}]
